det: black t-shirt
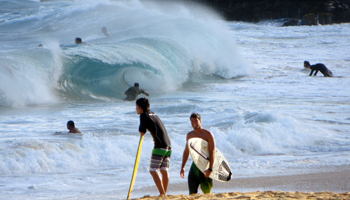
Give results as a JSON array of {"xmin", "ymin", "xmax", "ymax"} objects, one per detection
[
  {"xmin": 310, "ymin": 63, "xmax": 329, "ymax": 76},
  {"xmin": 139, "ymin": 112, "xmax": 171, "ymax": 149}
]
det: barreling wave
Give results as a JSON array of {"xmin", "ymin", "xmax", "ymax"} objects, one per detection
[
  {"xmin": 0, "ymin": 0, "xmax": 252, "ymax": 106},
  {"xmin": 58, "ymin": 36, "xmax": 192, "ymax": 100}
]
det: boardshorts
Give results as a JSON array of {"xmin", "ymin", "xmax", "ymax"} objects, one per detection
[
  {"xmin": 149, "ymin": 147, "xmax": 172, "ymax": 172},
  {"xmin": 188, "ymin": 162, "xmax": 213, "ymax": 194}
]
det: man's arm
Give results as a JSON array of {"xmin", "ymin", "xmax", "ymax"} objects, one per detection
[
  {"xmin": 139, "ymin": 115, "xmax": 146, "ymax": 136},
  {"xmin": 141, "ymin": 90, "xmax": 149, "ymax": 96},
  {"xmin": 309, "ymin": 70, "xmax": 314, "ymax": 76},
  {"xmin": 314, "ymin": 70, "xmax": 319, "ymax": 76},
  {"xmin": 204, "ymin": 131, "xmax": 216, "ymax": 178}
]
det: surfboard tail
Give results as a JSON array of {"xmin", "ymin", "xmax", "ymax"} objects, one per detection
[{"xmin": 218, "ymin": 160, "xmax": 232, "ymax": 181}]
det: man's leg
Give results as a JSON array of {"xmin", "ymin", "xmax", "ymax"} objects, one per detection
[
  {"xmin": 188, "ymin": 163, "xmax": 200, "ymax": 194},
  {"xmin": 160, "ymin": 170, "xmax": 169, "ymax": 194},
  {"xmin": 150, "ymin": 154, "xmax": 165, "ymax": 195},
  {"xmin": 150, "ymin": 171, "xmax": 165, "ymax": 195},
  {"xmin": 199, "ymin": 167, "xmax": 213, "ymax": 194},
  {"xmin": 159, "ymin": 156, "xmax": 170, "ymax": 194},
  {"xmin": 328, "ymin": 70, "xmax": 333, "ymax": 77},
  {"xmin": 199, "ymin": 177, "xmax": 213, "ymax": 194}
]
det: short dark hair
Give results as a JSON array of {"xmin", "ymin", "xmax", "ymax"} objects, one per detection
[
  {"xmin": 67, "ymin": 120, "xmax": 75, "ymax": 127},
  {"xmin": 304, "ymin": 61, "xmax": 310, "ymax": 66},
  {"xmin": 190, "ymin": 113, "xmax": 201, "ymax": 120},
  {"xmin": 75, "ymin": 37, "xmax": 82, "ymax": 43},
  {"xmin": 134, "ymin": 82, "xmax": 139, "ymax": 87},
  {"xmin": 136, "ymin": 97, "xmax": 150, "ymax": 112}
]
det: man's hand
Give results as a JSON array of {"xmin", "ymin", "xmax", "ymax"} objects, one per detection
[
  {"xmin": 139, "ymin": 131, "xmax": 146, "ymax": 136},
  {"xmin": 180, "ymin": 168, "xmax": 185, "ymax": 178},
  {"xmin": 204, "ymin": 169, "xmax": 212, "ymax": 178}
]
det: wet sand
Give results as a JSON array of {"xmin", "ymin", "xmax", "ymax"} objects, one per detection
[{"xmin": 131, "ymin": 165, "xmax": 350, "ymax": 200}]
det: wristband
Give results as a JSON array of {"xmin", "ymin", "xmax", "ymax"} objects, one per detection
[{"xmin": 208, "ymin": 168, "xmax": 213, "ymax": 172}]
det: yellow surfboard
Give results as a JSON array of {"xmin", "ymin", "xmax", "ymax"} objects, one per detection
[{"xmin": 127, "ymin": 135, "xmax": 144, "ymax": 200}]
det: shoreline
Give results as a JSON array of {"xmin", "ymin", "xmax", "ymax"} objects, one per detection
[{"xmin": 131, "ymin": 165, "xmax": 350, "ymax": 199}]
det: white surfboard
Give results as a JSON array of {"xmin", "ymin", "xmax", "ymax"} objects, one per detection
[{"xmin": 188, "ymin": 138, "xmax": 232, "ymax": 182}]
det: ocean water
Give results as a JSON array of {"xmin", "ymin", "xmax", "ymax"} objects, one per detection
[{"xmin": 0, "ymin": 0, "xmax": 349, "ymax": 199}]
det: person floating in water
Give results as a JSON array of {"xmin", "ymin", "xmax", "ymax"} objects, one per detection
[
  {"xmin": 75, "ymin": 37, "xmax": 86, "ymax": 44},
  {"xmin": 67, "ymin": 120, "xmax": 82, "ymax": 134},
  {"xmin": 124, "ymin": 82, "xmax": 149, "ymax": 101},
  {"xmin": 101, "ymin": 27, "xmax": 111, "ymax": 37},
  {"xmin": 304, "ymin": 61, "xmax": 333, "ymax": 77},
  {"xmin": 136, "ymin": 97, "xmax": 172, "ymax": 196}
]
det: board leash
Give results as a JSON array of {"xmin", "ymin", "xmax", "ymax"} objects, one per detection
[{"xmin": 190, "ymin": 142, "xmax": 209, "ymax": 160}]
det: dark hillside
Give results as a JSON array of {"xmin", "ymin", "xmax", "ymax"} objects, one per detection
[{"xmin": 196, "ymin": 0, "xmax": 350, "ymax": 25}]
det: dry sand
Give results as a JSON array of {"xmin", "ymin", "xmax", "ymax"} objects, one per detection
[
  {"xmin": 131, "ymin": 165, "xmax": 350, "ymax": 200},
  {"xmin": 135, "ymin": 191, "xmax": 350, "ymax": 200}
]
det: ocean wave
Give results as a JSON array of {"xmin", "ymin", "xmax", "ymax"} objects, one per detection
[{"xmin": 0, "ymin": 0, "xmax": 251, "ymax": 106}]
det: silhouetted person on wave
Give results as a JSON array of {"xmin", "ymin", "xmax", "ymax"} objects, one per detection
[
  {"xmin": 304, "ymin": 61, "xmax": 333, "ymax": 77},
  {"xmin": 101, "ymin": 27, "xmax": 111, "ymax": 37},
  {"xmin": 124, "ymin": 83, "xmax": 149, "ymax": 101}
]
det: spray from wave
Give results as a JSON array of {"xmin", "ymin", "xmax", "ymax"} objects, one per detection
[{"xmin": 0, "ymin": 0, "xmax": 252, "ymax": 106}]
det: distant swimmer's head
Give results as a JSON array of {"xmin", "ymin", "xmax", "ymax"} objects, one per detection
[
  {"xmin": 304, "ymin": 61, "xmax": 311, "ymax": 68},
  {"xmin": 37, "ymin": 44, "xmax": 43, "ymax": 48},
  {"xmin": 67, "ymin": 120, "xmax": 76, "ymax": 131},
  {"xmin": 134, "ymin": 82, "xmax": 139, "ymax": 87},
  {"xmin": 66, "ymin": 120, "xmax": 82, "ymax": 134},
  {"xmin": 75, "ymin": 37, "xmax": 83, "ymax": 44},
  {"xmin": 136, "ymin": 97, "xmax": 150, "ymax": 113},
  {"xmin": 101, "ymin": 27, "xmax": 111, "ymax": 37}
]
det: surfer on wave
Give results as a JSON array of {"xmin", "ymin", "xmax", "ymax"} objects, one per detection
[
  {"xmin": 125, "ymin": 83, "xmax": 149, "ymax": 101},
  {"xmin": 101, "ymin": 27, "xmax": 111, "ymax": 37}
]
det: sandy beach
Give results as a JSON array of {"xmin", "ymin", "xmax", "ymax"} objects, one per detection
[
  {"xmin": 135, "ymin": 191, "xmax": 350, "ymax": 200},
  {"xmin": 131, "ymin": 165, "xmax": 350, "ymax": 200}
]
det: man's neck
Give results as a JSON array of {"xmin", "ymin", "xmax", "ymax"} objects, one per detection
[{"xmin": 193, "ymin": 127, "xmax": 202, "ymax": 134}]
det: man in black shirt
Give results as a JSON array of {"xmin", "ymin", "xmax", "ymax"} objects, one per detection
[
  {"xmin": 304, "ymin": 61, "xmax": 333, "ymax": 77},
  {"xmin": 136, "ymin": 97, "xmax": 171, "ymax": 196}
]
